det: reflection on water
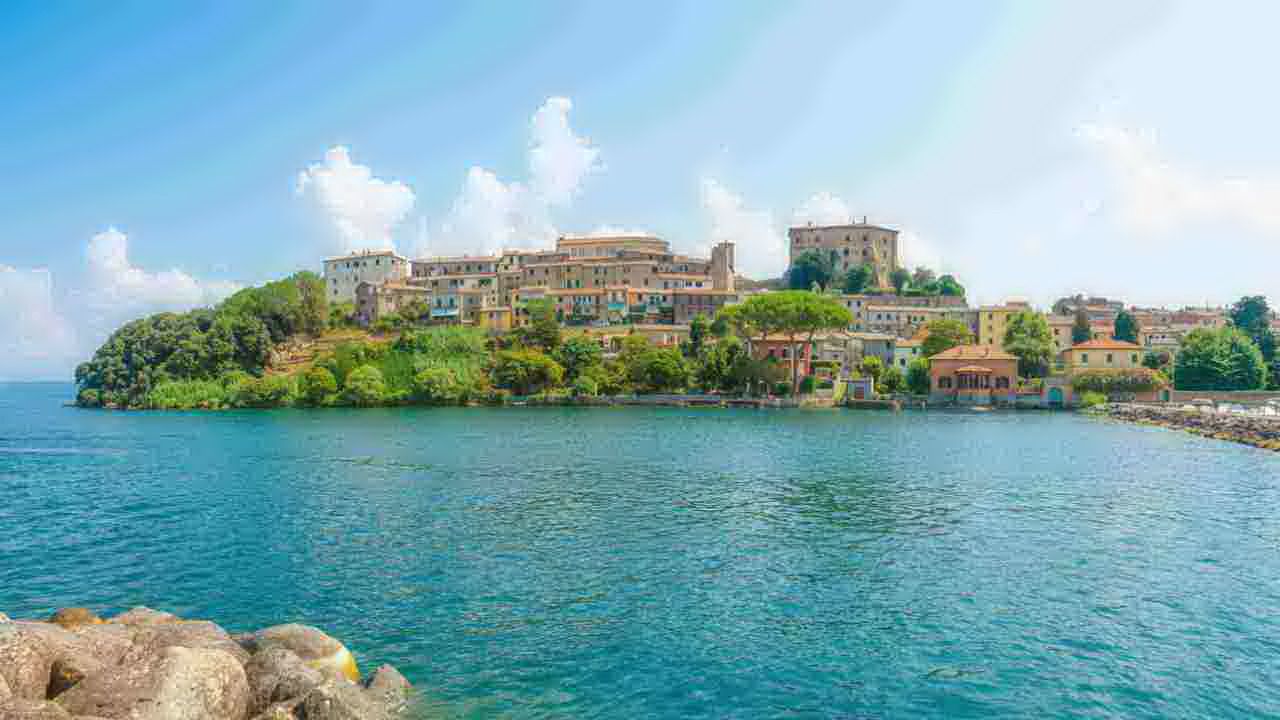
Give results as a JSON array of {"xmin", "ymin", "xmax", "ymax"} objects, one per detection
[{"xmin": 2, "ymin": 384, "xmax": 1280, "ymax": 718}]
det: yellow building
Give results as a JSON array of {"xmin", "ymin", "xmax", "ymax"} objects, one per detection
[
  {"xmin": 977, "ymin": 301, "xmax": 1031, "ymax": 348},
  {"xmin": 1062, "ymin": 339, "xmax": 1143, "ymax": 371}
]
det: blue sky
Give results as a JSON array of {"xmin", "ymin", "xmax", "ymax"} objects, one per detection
[{"xmin": 3, "ymin": 0, "xmax": 1280, "ymax": 379}]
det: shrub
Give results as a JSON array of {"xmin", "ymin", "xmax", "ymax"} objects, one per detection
[
  {"xmin": 342, "ymin": 365, "xmax": 387, "ymax": 406},
  {"xmin": 1071, "ymin": 368, "xmax": 1166, "ymax": 394},
  {"xmin": 1079, "ymin": 391, "xmax": 1107, "ymax": 408},
  {"xmin": 299, "ymin": 366, "xmax": 338, "ymax": 406},
  {"xmin": 879, "ymin": 367, "xmax": 905, "ymax": 394},
  {"xmin": 906, "ymin": 357, "xmax": 931, "ymax": 395},
  {"xmin": 799, "ymin": 375, "xmax": 817, "ymax": 394},
  {"xmin": 147, "ymin": 379, "xmax": 229, "ymax": 409},
  {"xmin": 492, "ymin": 349, "xmax": 564, "ymax": 395},
  {"xmin": 230, "ymin": 374, "xmax": 297, "ymax": 408},
  {"xmin": 413, "ymin": 365, "xmax": 469, "ymax": 403},
  {"xmin": 572, "ymin": 376, "xmax": 599, "ymax": 397},
  {"xmin": 773, "ymin": 381, "xmax": 791, "ymax": 396}
]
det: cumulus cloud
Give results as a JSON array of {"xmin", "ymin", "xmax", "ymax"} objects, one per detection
[
  {"xmin": 792, "ymin": 192, "xmax": 852, "ymax": 227},
  {"xmin": 297, "ymin": 146, "xmax": 416, "ymax": 254},
  {"xmin": 0, "ymin": 265, "xmax": 77, "ymax": 380},
  {"xmin": 1079, "ymin": 123, "xmax": 1280, "ymax": 236},
  {"xmin": 430, "ymin": 97, "xmax": 601, "ymax": 257},
  {"xmin": 84, "ymin": 228, "xmax": 240, "ymax": 322},
  {"xmin": 528, "ymin": 97, "xmax": 601, "ymax": 205},
  {"xmin": 0, "ymin": 228, "xmax": 241, "ymax": 380},
  {"xmin": 700, "ymin": 178, "xmax": 787, "ymax": 278}
]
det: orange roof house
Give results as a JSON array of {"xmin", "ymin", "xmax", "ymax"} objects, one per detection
[{"xmin": 929, "ymin": 345, "xmax": 1019, "ymax": 404}]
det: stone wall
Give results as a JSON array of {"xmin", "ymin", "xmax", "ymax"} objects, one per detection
[{"xmin": 1090, "ymin": 403, "xmax": 1280, "ymax": 452}]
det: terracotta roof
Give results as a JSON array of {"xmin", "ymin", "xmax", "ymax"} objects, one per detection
[
  {"xmin": 930, "ymin": 344, "xmax": 1018, "ymax": 361},
  {"xmin": 1070, "ymin": 338, "xmax": 1142, "ymax": 350},
  {"xmin": 954, "ymin": 365, "xmax": 994, "ymax": 373}
]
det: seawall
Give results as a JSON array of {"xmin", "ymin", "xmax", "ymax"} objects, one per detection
[{"xmin": 1089, "ymin": 403, "xmax": 1280, "ymax": 452}]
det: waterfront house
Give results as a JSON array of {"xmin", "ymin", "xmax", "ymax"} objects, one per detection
[
  {"xmin": 1062, "ymin": 338, "xmax": 1143, "ymax": 371},
  {"xmin": 928, "ymin": 345, "xmax": 1019, "ymax": 405}
]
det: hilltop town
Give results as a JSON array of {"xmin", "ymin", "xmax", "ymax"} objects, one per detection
[{"xmin": 323, "ymin": 220, "xmax": 1280, "ymax": 409}]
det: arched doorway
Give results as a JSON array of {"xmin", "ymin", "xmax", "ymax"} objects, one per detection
[{"xmin": 1048, "ymin": 387, "xmax": 1064, "ymax": 407}]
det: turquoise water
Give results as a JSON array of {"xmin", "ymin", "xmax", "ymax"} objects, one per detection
[{"xmin": 3, "ymin": 383, "xmax": 1280, "ymax": 717}]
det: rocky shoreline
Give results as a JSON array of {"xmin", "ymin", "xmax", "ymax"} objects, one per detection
[
  {"xmin": 0, "ymin": 607, "xmax": 414, "ymax": 720},
  {"xmin": 1089, "ymin": 403, "xmax": 1280, "ymax": 452}
]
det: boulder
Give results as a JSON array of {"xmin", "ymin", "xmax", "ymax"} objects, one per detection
[
  {"xmin": 244, "ymin": 648, "xmax": 323, "ymax": 716},
  {"xmin": 0, "ymin": 698, "xmax": 73, "ymax": 719},
  {"xmin": 0, "ymin": 625, "xmax": 53, "ymax": 701},
  {"xmin": 298, "ymin": 680, "xmax": 390, "ymax": 720},
  {"xmin": 0, "ymin": 614, "xmax": 10, "ymax": 624},
  {"xmin": 124, "ymin": 621, "xmax": 250, "ymax": 666},
  {"xmin": 362, "ymin": 666, "xmax": 410, "ymax": 713},
  {"xmin": 47, "ymin": 611, "xmax": 101, "ymax": 631},
  {"xmin": 55, "ymin": 646, "xmax": 249, "ymax": 720},
  {"xmin": 12, "ymin": 623, "xmax": 134, "ymax": 699},
  {"xmin": 107, "ymin": 608, "xmax": 176, "ymax": 626},
  {"xmin": 248, "ymin": 626, "xmax": 359, "ymax": 682}
]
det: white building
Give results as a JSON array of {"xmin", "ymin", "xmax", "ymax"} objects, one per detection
[{"xmin": 323, "ymin": 249, "xmax": 410, "ymax": 304}]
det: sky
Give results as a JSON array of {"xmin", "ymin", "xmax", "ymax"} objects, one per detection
[{"xmin": 3, "ymin": 0, "xmax": 1280, "ymax": 380}]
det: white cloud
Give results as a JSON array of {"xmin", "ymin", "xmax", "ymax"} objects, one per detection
[
  {"xmin": 429, "ymin": 97, "xmax": 600, "ymax": 257},
  {"xmin": 528, "ymin": 97, "xmax": 602, "ymax": 206},
  {"xmin": 898, "ymin": 230, "xmax": 944, "ymax": 272},
  {"xmin": 84, "ymin": 228, "xmax": 241, "ymax": 321},
  {"xmin": 0, "ymin": 228, "xmax": 240, "ymax": 380},
  {"xmin": 792, "ymin": 192, "xmax": 852, "ymax": 227},
  {"xmin": 581, "ymin": 225, "xmax": 656, "ymax": 238},
  {"xmin": 1079, "ymin": 123, "xmax": 1280, "ymax": 237},
  {"xmin": 700, "ymin": 178, "xmax": 787, "ymax": 278},
  {"xmin": 297, "ymin": 146, "xmax": 416, "ymax": 254},
  {"xmin": 0, "ymin": 265, "xmax": 77, "ymax": 381}
]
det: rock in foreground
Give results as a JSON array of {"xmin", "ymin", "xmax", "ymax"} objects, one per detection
[{"xmin": 0, "ymin": 607, "xmax": 414, "ymax": 720}]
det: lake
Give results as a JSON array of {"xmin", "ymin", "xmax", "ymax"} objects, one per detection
[{"xmin": 2, "ymin": 382, "xmax": 1279, "ymax": 718}]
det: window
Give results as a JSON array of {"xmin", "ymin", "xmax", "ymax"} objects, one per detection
[
  {"xmin": 1131, "ymin": 353, "xmax": 1139, "ymax": 364},
  {"xmin": 1081, "ymin": 353, "xmax": 1089, "ymax": 364},
  {"xmin": 1106, "ymin": 353, "xmax": 1114, "ymax": 364},
  {"xmin": 995, "ymin": 377, "xmax": 1009, "ymax": 389},
  {"xmin": 938, "ymin": 376, "xmax": 952, "ymax": 389}
]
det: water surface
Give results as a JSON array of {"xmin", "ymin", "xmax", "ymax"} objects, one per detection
[{"xmin": 2, "ymin": 383, "xmax": 1279, "ymax": 718}]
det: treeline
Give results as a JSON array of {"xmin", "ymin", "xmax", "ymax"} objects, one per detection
[
  {"xmin": 788, "ymin": 252, "xmax": 965, "ymax": 297},
  {"xmin": 74, "ymin": 272, "xmax": 327, "ymax": 408}
]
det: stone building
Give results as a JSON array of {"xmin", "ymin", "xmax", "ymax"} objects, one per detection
[
  {"xmin": 323, "ymin": 249, "xmax": 410, "ymax": 304},
  {"xmin": 787, "ymin": 221, "xmax": 899, "ymax": 287}
]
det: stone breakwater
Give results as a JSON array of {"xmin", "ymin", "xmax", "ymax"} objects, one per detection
[
  {"xmin": 0, "ymin": 607, "xmax": 414, "ymax": 720},
  {"xmin": 1090, "ymin": 403, "xmax": 1280, "ymax": 452}
]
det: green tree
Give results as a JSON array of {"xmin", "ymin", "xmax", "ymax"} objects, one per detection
[
  {"xmin": 935, "ymin": 274, "xmax": 964, "ymax": 297},
  {"xmin": 686, "ymin": 314, "xmax": 709, "ymax": 358},
  {"xmin": 906, "ymin": 357, "xmax": 931, "ymax": 395},
  {"xmin": 342, "ymin": 365, "xmax": 387, "ymax": 406},
  {"xmin": 518, "ymin": 298, "xmax": 562, "ymax": 352},
  {"xmin": 889, "ymin": 267, "xmax": 911, "ymax": 294},
  {"xmin": 732, "ymin": 291, "xmax": 852, "ymax": 394},
  {"xmin": 413, "ymin": 366, "xmax": 465, "ymax": 403},
  {"xmin": 859, "ymin": 355, "xmax": 884, "ymax": 385},
  {"xmin": 879, "ymin": 366, "xmax": 905, "ymax": 394},
  {"xmin": 787, "ymin": 251, "xmax": 835, "ymax": 291},
  {"xmin": 921, "ymin": 319, "xmax": 974, "ymax": 357},
  {"xmin": 1229, "ymin": 295, "xmax": 1276, "ymax": 364},
  {"xmin": 1174, "ymin": 326, "xmax": 1266, "ymax": 391},
  {"xmin": 694, "ymin": 336, "xmax": 745, "ymax": 392},
  {"xmin": 1003, "ymin": 310, "xmax": 1054, "ymax": 378},
  {"xmin": 555, "ymin": 334, "xmax": 603, "ymax": 382},
  {"xmin": 299, "ymin": 366, "xmax": 338, "ymax": 406},
  {"xmin": 492, "ymin": 349, "xmax": 564, "ymax": 395},
  {"xmin": 1113, "ymin": 309, "xmax": 1140, "ymax": 344},
  {"xmin": 634, "ymin": 347, "xmax": 690, "ymax": 393},
  {"xmin": 841, "ymin": 264, "xmax": 874, "ymax": 294},
  {"xmin": 1071, "ymin": 309, "xmax": 1092, "ymax": 345}
]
